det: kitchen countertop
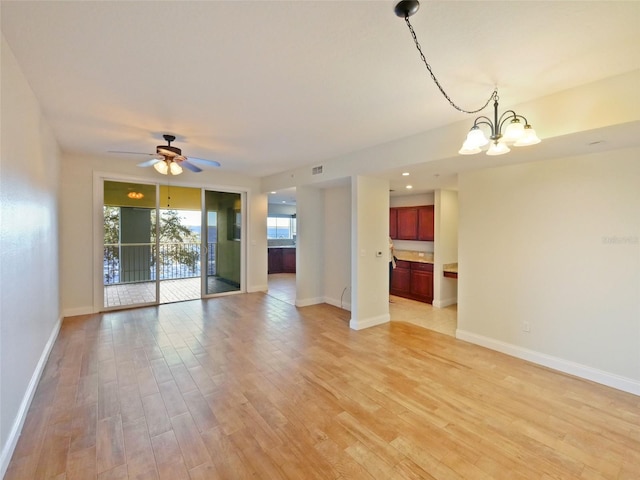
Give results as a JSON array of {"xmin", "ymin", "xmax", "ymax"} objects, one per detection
[
  {"xmin": 394, "ymin": 250, "xmax": 433, "ymax": 264},
  {"xmin": 443, "ymin": 263, "xmax": 458, "ymax": 273}
]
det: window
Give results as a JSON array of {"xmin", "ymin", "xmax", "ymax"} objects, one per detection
[{"xmin": 267, "ymin": 216, "xmax": 296, "ymax": 239}]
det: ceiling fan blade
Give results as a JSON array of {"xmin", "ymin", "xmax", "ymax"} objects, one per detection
[
  {"xmin": 108, "ymin": 150, "xmax": 156, "ymax": 156},
  {"xmin": 178, "ymin": 159, "xmax": 202, "ymax": 173},
  {"xmin": 186, "ymin": 156, "xmax": 221, "ymax": 167},
  {"xmin": 137, "ymin": 158, "xmax": 162, "ymax": 168}
]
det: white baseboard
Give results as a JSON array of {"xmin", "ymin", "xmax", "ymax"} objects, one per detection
[
  {"xmin": 349, "ymin": 313, "xmax": 390, "ymax": 331},
  {"xmin": 324, "ymin": 296, "xmax": 351, "ymax": 311},
  {"xmin": 248, "ymin": 284, "xmax": 268, "ymax": 293},
  {"xmin": 432, "ymin": 298, "xmax": 457, "ymax": 308},
  {"xmin": 0, "ymin": 316, "xmax": 62, "ymax": 478},
  {"xmin": 295, "ymin": 296, "xmax": 324, "ymax": 307},
  {"xmin": 456, "ymin": 329, "xmax": 640, "ymax": 396}
]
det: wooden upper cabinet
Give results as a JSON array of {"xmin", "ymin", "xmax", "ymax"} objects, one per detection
[
  {"xmin": 417, "ymin": 205, "xmax": 434, "ymax": 241},
  {"xmin": 396, "ymin": 207, "xmax": 419, "ymax": 240},
  {"xmin": 389, "ymin": 208, "xmax": 398, "ymax": 239},
  {"xmin": 390, "ymin": 205, "xmax": 434, "ymax": 241}
]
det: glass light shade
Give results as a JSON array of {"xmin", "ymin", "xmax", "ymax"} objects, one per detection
[
  {"xmin": 458, "ymin": 140, "xmax": 481, "ymax": 155},
  {"xmin": 153, "ymin": 160, "xmax": 169, "ymax": 175},
  {"xmin": 169, "ymin": 162, "xmax": 183, "ymax": 175},
  {"xmin": 466, "ymin": 127, "xmax": 489, "ymax": 148},
  {"xmin": 514, "ymin": 125, "xmax": 541, "ymax": 146},
  {"xmin": 503, "ymin": 119, "xmax": 524, "ymax": 142},
  {"xmin": 486, "ymin": 141, "xmax": 510, "ymax": 156}
]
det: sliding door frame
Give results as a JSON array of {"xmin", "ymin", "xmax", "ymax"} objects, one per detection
[{"xmin": 93, "ymin": 171, "xmax": 247, "ymax": 312}]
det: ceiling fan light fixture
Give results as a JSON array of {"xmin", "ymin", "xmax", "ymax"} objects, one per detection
[
  {"xmin": 169, "ymin": 161, "xmax": 183, "ymax": 175},
  {"xmin": 153, "ymin": 160, "xmax": 169, "ymax": 175}
]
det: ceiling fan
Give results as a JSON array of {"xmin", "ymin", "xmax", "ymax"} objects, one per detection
[{"xmin": 110, "ymin": 134, "xmax": 221, "ymax": 175}]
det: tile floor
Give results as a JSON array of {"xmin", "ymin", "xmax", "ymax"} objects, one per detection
[
  {"xmin": 268, "ymin": 273, "xmax": 457, "ymax": 337},
  {"xmin": 104, "ymin": 277, "xmax": 239, "ymax": 308},
  {"xmin": 266, "ymin": 273, "xmax": 297, "ymax": 305}
]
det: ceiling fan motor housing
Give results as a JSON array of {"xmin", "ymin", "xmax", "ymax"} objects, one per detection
[{"xmin": 157, "ymin": 145, "xmax": 181, "ymax": 158}]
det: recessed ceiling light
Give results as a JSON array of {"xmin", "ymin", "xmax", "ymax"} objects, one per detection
[
  {"xmin": 406, "ymin": 185, "xmax": 413, "ymax": 189},
  {"xmin": 402, "ymin": 172, "xmax": 410, "ymax": 176},
  {"xmin": 270, "ymin": 191, "xmax": 277, "ymax": 194},
  {"xmin": 282, "ymin": 200, "xmax": 286, "ymax": 203}
]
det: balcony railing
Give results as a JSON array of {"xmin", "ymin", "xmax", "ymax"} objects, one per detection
[{"xmin": 104, "ymin": 242, "xmax": 216, "ymax": 285}]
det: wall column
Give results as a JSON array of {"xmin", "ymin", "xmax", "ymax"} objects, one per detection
[
  {"xmin": 350, "ymin": 175, "xmax": 390, "ymax": 330},
  {"xmin": 296, "ymin": 185, "xmax": 324, "ymax": 306}
]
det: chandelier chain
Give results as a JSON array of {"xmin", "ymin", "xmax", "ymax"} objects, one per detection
[{"xmin": 404, "ymin": 16, "xmax": 496, "ymax": 114}]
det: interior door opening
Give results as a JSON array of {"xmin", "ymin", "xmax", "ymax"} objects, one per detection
[{"xmin": 204, "ymin": 190, "xmax": 241, "ymax": 295}]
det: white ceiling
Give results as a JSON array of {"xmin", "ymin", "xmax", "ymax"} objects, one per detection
[{"xmin": 2, "ymin": 1, "xmax": 640, "ymax": 200}]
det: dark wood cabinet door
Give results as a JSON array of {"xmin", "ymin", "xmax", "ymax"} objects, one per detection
[
  {"xmin": 391, "ymin": 261, "xmax": 411, "ymax": 295},
  {"xmin": 417, "ymin": 205, "xmax": 434, "ymax": 241},
  {"xmin": 282, "ymin": 248, "xmax": 296, "ymax": 273},
  {"xmin": 410, "ymin": 269, "xmax": 433, "ymax": 303},
  {"xmin": 397, "ymin": 207, "xmax": 418, "ymax": 240},
  {"xmin": 389, "ymin": 208, "xmax": 398, "ymax": 239},
  {"xmin": 268, "ymin": 248, "xmax": 283, "ymax": 274}
]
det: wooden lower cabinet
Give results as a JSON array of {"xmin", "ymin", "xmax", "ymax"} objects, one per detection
[
  {"xmin": 268, "ymin": 247, "xmax": 296, "ymax": 274},
  {"xmin": 390, "ymin": 260, "xmax": 411, "ymax": 295},
  {"xmin": 282, "ymin": 248, "xmax": 296, "ymax": 273},
  {"xmin": 391, "ymin": 260, "xmax": 433, "ymax": 304}
]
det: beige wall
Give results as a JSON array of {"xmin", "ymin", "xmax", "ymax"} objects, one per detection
[
  {"xmin": 350, "ymin": 175, "xmax": 391, "ymax": 329},
  {"xmin": 60, "ymin": 153, "xmax": 266, "ymax": 315},
  {"xmin": 0, "ymin": 35, "xmax": 61, "ymax": 475},
  {"xmin": 434, "ymin": 189, "xmax": 458, "ymax": 307},
  {"xmin": 457, "ymin": 147, "xmax": 640, "ymax": 394},
  {"xmin": 323, "ymin": 185, "xmax": 352, "ymax": 309}
]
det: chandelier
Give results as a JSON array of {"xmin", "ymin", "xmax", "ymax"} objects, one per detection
[{"xmin": 394, "ymin": 0, "xmax": 541, "ymax": 156}]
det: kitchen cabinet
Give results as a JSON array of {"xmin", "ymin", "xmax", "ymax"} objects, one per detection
[
  {"xmin": 390, "ymin": 260, "xmax": 411, "ymax": 295},
  {"xmin": 390, "ymin": 260, "xmax": 433, "ymax": 304},
  {"xmin": 410, "ymin": 262, "xmax": 434, "ymax": 303},
  {"xmin": 396, "ymin": 207, "xmax": 418, "ymax": 240},
  {"xmin": 282, "ymin": 248, "xmax": 296, "ymax": 273},
  {"xmin": 268, "ymin": 248, "xmax": 296, "ymax": 274},
  {"xmin": 417, "ymin": 205, "xmax": 434, "ymax": 241},
  {"xmin": 390, "ymin": 205, "xmax": 434, "ymax": 241},
  {"xmin": 389, "ymin": 208, "xmax": 398, "ymax": 239}
]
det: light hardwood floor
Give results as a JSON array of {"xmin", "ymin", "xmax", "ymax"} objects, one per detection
[{"xmin": 5, "ymin": 293, "xmax": 640, "ymax": 479}]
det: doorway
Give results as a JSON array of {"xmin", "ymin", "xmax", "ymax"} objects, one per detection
[{"xmin": 101, "ymin": 180, "xmax": 243, "ymax": 310}]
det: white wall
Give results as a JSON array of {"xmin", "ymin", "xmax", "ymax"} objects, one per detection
[
  {"xmin": 296, "ymin": 185, "xmax": 324, "ymax": 306},
  {"xmin": 350, "ymin": 176, "xmax": 391, "ymax": 330},
  {"xmin": 433, "ymin": 190, "xmax": 458, "ymax": 307},
  {"xmin": 0, "ymin": 35, "xmax": 61, "ymax": 476},
  {"xmin": 61, "ymin": 153, "xmax": 267, "ymax": 315},
  {"xmin": 323, "ymin": 185, "xmax": 352, "ymax": 309},
  {"xmin": 457, "ymin": 147, "xmax": 640, "ymax": 394}
]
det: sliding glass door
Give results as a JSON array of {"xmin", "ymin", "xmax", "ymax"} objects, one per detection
[
  {"xmin": 102, "ymin": 181, "xmax": 242, "ymax": 309},
  {"xmin": 204, "ymin": 190, "xmax": 242, "ymax": 295},
  {"xmin": 103, "ymin": 180, "xmax": 158, "ymax": 309}
]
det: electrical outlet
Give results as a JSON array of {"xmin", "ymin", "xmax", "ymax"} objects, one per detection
[{"xmin": 523, "ymin": 321, "xmax": 531, "ymax": 333}]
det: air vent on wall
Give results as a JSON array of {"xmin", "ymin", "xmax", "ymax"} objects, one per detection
[{"xmin": 312, "ymin": 165, "xmax": 323, "ymax": 175}]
